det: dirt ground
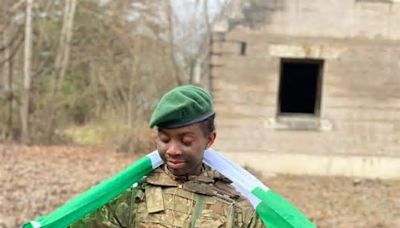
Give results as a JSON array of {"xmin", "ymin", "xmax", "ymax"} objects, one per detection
[{"xmin": 1, "ymin": 144, "xmax": 399, "ymax": 228}]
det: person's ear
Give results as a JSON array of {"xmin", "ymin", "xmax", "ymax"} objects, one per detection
[{"xmin": 206, "ymin": 131, "xmax": 216, "ymax": 149}]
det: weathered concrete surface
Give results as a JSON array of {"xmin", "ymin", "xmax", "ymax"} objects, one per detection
[
  {"xmin": 210, "ymin": 0, "xmax": 400, "ymax": 178},
  {"xmin": 222, "ymin": 151, "xmax": 400, "ymax": 179},
  {"xmin": 219, "ymin": 0, "xmax": 400, "ymax": 40},
  {"xmin": 268, "ymin": 44, "xmax": 346, "ymax": 59},
  {"xmin": 212, "ymin": 37, "xmax": 400, "ymax": 157}
]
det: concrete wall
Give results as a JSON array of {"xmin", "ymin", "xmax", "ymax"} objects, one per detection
[
  {"xmin": 225, "ymin": 0, "xmax": 400, "ymax": 40},
  {"xmin": 210, "ymin": 0, "xmax": 400, "ymax": 178}
]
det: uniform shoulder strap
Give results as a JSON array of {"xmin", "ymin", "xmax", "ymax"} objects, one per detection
[{"xmin": 145, "ymin": 167, "xmax": 178, "ymax": 187}]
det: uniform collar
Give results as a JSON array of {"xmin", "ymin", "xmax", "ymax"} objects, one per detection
[
  {"xmin": 163, "ymin": 164, "xmax": 213, "ymax": 182},
  {"xmin": 145, "ymin": 164, "xmax": 238, "ymax": 198},
  {"xmin": 146, "ymin": 164, "xmax": 215, "ymax": 186}
]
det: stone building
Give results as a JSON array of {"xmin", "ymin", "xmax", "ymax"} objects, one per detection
[{"xmin": 206, "ymin": 0, "xmax": 400, "ymax": 178}]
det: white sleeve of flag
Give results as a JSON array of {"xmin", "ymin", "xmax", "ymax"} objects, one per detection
[
  {"xmin": 203, "ymin": 148, "xmax": 269, "ymax": 208},
  {"xmin": 146, "ymin": 150, "xmax": 164, "ymax": 169}
]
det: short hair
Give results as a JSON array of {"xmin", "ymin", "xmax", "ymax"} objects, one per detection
[
  {"xmin": 156, "ymin": 114, "xmax": 216, "ymax": 137},
  {"xmin": 199, "ymin": 113, "xmax": 216, "ymax": 136}
]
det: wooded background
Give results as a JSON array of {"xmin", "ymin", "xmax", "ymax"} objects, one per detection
[{"xmin": 0, "ymin": 0, "xmax": 222, "ymax": 150}]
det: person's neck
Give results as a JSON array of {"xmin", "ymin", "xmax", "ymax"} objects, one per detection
[{"xmin": 164, "ymin": 164, "xmax": 204, "ymax": 181}]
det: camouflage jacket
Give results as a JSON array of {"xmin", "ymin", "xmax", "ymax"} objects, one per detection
[{"xmin": 70, "ymin": 164, "xmax": 265, "ymax": 228}]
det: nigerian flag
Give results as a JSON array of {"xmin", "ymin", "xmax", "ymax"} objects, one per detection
[{"xmin": 24, "ymin": 149, "xmax": 315, "ymax": 228}]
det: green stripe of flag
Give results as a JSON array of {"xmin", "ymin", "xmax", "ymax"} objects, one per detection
[
  {"xmin": 204, "ymin": 148, "xmax": 315, "ymax": 228},
  {"xmin": 253, "ymin": 187, "xmax": 316, "ymax": 228},
  {"xmin": 24, "ymin": 156, "xmax": 153, "ymax": 228},
  {"xmin": 24, "ymin": 149, "xmax": 315, "ymax": 228}
]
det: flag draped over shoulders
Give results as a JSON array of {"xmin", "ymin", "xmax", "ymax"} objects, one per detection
[{"xmin": 23, "ymin": 149, "xmax": 315, "ymax": 228}]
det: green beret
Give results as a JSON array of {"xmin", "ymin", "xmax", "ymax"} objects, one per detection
[{"xmin": 149, "ymin": 85, "xmax": 214, "ymax": 128}]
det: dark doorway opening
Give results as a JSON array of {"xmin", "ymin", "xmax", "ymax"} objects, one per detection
[{"xmin": 278, "ymin": 58, "xmax": 323, "ymax": 116}]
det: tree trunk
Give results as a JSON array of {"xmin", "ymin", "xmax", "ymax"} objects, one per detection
[
  {"xmin": 20, "ymin": 0, "xmax": 33, "ymax": 143},
  {"xmin": 6, "ymin": 30, "xmax": 14, "ymax": 139},
  {"xmin": 166, "ymin": 0, "xmax": 182, "ymax": 85},
  {"xmin": 189, "ymin": 0, "xmax": 212, "ymax": 87},
  {"xmin": 55, "ymin": 0, "xmax": 77, "ymax": 92},
  {"xmin": 1, "ymin": 32, "xmax": 10, "ymax": 91},
  {"xmin": 46, "ymin": 0, "xmax": 77, "ymax": 142},
  {"xmin": 203, "ymin": 0, "xmax": 212, "ymax": 91},
  {"xmin": 8, "ymin": 52, "xmax": 13, "ymax": 140}
]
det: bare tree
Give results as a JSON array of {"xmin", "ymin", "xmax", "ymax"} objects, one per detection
[
  {"xmin": 2, "ymin": 29, "xmax": 14, "ymax": 139},
  {"xmin": 192, "ymin": 0, "xmax": 211, "ymax": 85},
  {"xmin": 52, "ymin": 0, "xmax": 77, "ymax": 94},
  {"xmin": 46, "ymin": 0, "xmax": 78, "ymax": 142},
  {"xmin": 166, "ymin": 0, "xmax": 183, "ymax": 85},
  {"xmin": 1, "ymin": 0, "xmax": 194, "ymax": 146},
  {"xmin": 20, "ymin": 0, "xmax": 33, "ymax": 143},
  {"xmin": 0, "ymin": 0, "xmax": 25, "ymax": 140}
]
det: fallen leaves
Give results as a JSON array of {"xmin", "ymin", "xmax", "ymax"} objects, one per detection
[{"xmin": 0, "ymin": 144, "xmax": 399, "ymax": 228}]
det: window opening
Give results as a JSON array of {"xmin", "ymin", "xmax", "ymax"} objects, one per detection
[
  {"xmin": 239, "ymin": 42, "xmax": 247, "ymax": 55},
  {"xmin": 278, "ymin": 58, "xmax": 324, "ymax": 116}
]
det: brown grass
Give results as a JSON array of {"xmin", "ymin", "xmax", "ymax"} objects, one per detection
[{"xmin": 1, "ymin": 144, "xmax": 399, "ymax": 228}]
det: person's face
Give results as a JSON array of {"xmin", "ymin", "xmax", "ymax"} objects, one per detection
[{"xmin": 156, "ymin": 123, "xmax": 216, "ymax": 176}]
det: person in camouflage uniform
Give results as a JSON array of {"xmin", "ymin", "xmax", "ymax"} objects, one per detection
[{"xmin": 70, "ymin": 85, "xmax": 265, "ymax": 228}]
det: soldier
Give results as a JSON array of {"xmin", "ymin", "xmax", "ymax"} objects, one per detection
[{"xmin": 71, "ymin": 85, "xmax": 265, "ymax": 227}]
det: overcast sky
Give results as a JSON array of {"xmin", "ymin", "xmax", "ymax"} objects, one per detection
[
  {"xmin": 173, "ymin": 0, "xmax": 227, "ymax": 21},
  {"xmin": 169, "ymin": 0, "xmax": 227, "ymax": 53}
]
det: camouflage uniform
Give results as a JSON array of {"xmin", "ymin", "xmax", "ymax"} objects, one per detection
[{"xmin": 70, "ymin": 164, "xmax": 265, "ymax": 228}]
